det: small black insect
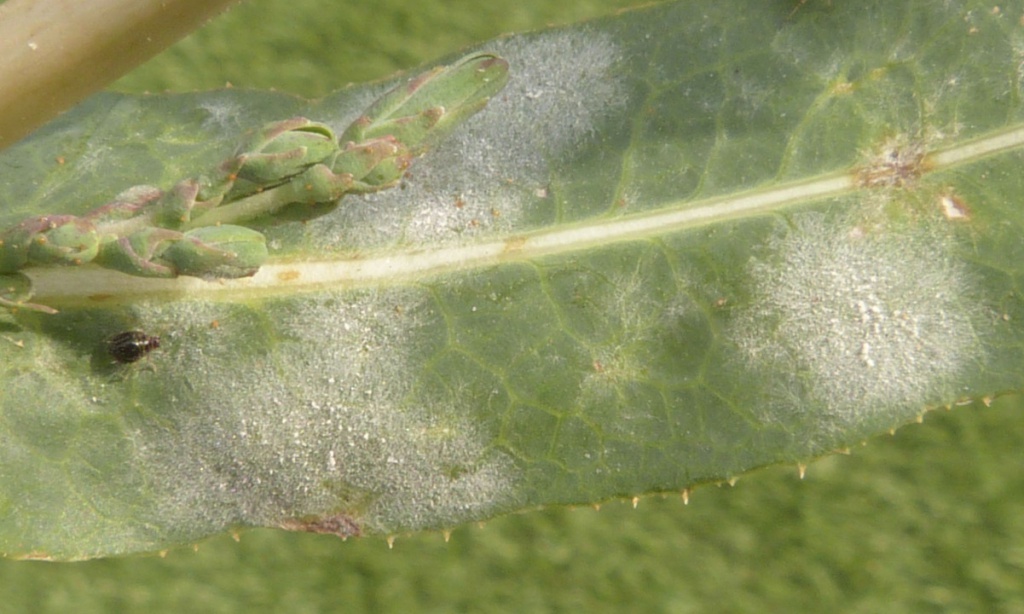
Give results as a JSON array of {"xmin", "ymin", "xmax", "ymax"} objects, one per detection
[{"xmin": 107, "ymin": 330, "xmax": 161, "ymax": 364}]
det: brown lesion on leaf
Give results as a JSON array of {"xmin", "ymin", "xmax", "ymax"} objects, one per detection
[
  {"xmin": 279, "ymin": 513, "xmax": 362, "ymax": 540},
  {"xmin": 853, "ymin": 136, "xmax": 929, "ymax": 189},
  {"xmin": 502, "ymin": 235, "xmax": 527, "ymax": 255},
  {"xmin": 937, "ymin": 191, "xmax": 971, "ymax": 221},
  {"xmin": 829, "ymin": 80, "xmax": 855, "ymax": 96}
]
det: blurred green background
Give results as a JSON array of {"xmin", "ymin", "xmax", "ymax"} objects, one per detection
[{"xmin": 2, "ymin": 0, "xmax": 1023, "ymax": 611}]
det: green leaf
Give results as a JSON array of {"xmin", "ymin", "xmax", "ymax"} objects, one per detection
[{"xmin": 2, "ymin": 0, "xmax": 1024, "ymax": 560}]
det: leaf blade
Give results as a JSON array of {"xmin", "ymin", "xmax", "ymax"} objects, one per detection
[{"xmin": 2, "ymin": 0, "xmax": 1023, "ymax": 559}]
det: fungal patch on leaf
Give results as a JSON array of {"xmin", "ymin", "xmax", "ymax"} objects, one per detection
[
  {"xmin": 131, "ymin": 290, "xmax": 520, "ymax": 539},
  {"xmin": 305, "ymin": 30, "xmax": 628, "ymax": 251},
  {"xmin": 732, "ymin": 214, "xmax": 986, "ymax": 429},
  {"xmin": 197, "ymin": 98, "xmax": 245, "ymax": 133},
  {"xmin": 571, "ymin": 258, "xmax": 700, "ymax": 445},
  {"xmin": 578, "ymin": 268, "xmax": 666, "ymax": 404}
]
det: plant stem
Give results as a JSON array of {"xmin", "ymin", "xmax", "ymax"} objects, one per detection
[
  {"xmin": 0, "ymin": 0, "xmax": 241, "ymax": 150},
  {"xmin": 185, "ymin": 182, "xmax": 309, "ymax": 230}
]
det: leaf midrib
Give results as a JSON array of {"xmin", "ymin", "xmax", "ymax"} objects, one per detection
[{"xmin": 25, "ymin": 125, "xmax": 1024, "ymax": 308}]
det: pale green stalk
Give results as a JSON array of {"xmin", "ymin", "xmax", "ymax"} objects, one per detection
[{"xmin": 0, "ymin": 0, "xmax": 241, "ymax": 149}]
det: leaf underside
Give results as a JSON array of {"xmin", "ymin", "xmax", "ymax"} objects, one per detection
[{"xmin": 1, "ymin": 0, "xmax": 1023, "ymax": 559}]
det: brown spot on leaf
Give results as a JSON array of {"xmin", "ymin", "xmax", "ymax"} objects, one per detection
[
  {"xmin": 829, "ymin": 80, "xmax": 855, "ymax": 96},
  {"xmin": 502, "ymin": 235, "xmax": 527, "ymax": 255},
  {"xmin": 854, "ymin": 138, "xmax": 928, "ymax": 188},
  {"xmin": 280, "ymin": 514, "xmax": 362, "ymax": 540},
  {"xmin": 276, "ymin": 270, "xmax": 301, "ymax": 282},
  {"xmin": 938, "ymin": 192, "xmax": 971, "ymax": 221}
]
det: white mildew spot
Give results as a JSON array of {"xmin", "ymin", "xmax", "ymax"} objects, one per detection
[
  {"xmin": 576, "ymin": 265, "xmax": 694, "ymax": 442},
  {"xmin": 56, "ymin": 144, "xmax": 115, "ymax": 201},
  {"xmin": 578, "ymin": 269, "xmax": 661, "ymax": 405},
  {"xmin": 307, "ymin": 30, "xmax": 627, "ymax": 251},
  {"xmin": 733, "ymin": 214, "xmax": 985, "ymax": 427},
  {"xmin": 197, "ymin": 99, "xmax": 245, "ymax": 133},
  {"xmin": 131, "ymin": 289, "xmax": 519, "ymax": 536},
  {"xmin": 489, "ymin": 30, "xmax": 627, "ymax": 167}
]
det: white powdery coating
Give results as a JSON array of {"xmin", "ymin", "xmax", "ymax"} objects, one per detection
[
  {"xmin": 132, "ymin": 290, "xmax": 519, "ymax": 536},
  {"xmin": 578, "ymin": 269, "xmax": 661, "ymax": 402},
  {"xmin": 308, "ymin": 29, "xmax": 628, "ymax": 250},
  {"xmin": 197, "ymin": 98, "xmax": 246, "ymax": 134},
  {"xmin": 734, "ymin": 216, "xmax": 983, "ymax": 425}
]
